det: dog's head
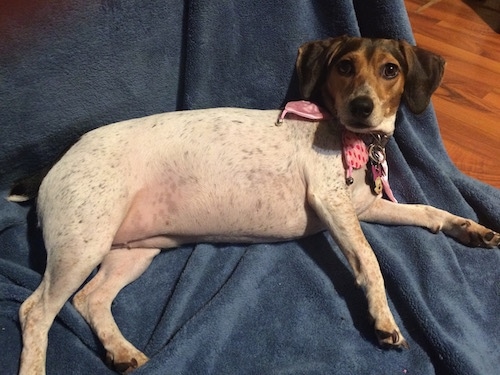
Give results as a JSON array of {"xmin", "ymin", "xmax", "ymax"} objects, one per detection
[{"xmin": 296, "ymin": 36, "xmax": 445, "ymax": 135}]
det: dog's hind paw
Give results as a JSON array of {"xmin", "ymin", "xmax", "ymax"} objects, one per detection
[{"xmin": 375, "ymin": 328, "xmax": 409, "ymax": 350}]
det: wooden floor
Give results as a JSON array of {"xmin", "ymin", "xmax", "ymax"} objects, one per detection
[{"xmin": 405, "ymin": 0, "xmax": 500, "ymax": 188}]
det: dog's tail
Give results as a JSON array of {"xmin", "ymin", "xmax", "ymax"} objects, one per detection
[
  {"xmin": 7, "ymin": 143, "xmax": 74, "ymax": 203},
  {"xmin": 7, "ymin": 166, "xmax": 51, "ymax": 202}
]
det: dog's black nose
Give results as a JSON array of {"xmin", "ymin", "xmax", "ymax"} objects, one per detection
[{"xmin": 349, "ymin": 96, "xmax": 374, "ymax": 119}]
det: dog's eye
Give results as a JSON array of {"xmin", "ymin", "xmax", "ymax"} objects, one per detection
[
  {"xmin": 337, "ymin": 60, "xmax": 354, "ymax": 76},
  {"xmin": 382, "ymin": 63, "xmax": 399, "ymax": 79}
]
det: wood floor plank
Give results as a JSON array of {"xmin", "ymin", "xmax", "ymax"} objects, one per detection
[
  {"xmin": 405, "ymin": 0, "xmax": 500, "ymax": 188},
  {"xmin": 484, "ymin": 90, "xmax": 500, "ymax": 111},
  {"xmin": 413, "ymin": 31, "xmax": 500, "ymax": 74}
]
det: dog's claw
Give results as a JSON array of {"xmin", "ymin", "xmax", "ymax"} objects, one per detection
[
  {"xmin": 105, "ymin": 351, "xmax": 145, "ymax": 374},
  {"xmin": 400, "ymin": 339, "xmax": 410, "ymax": 349}
]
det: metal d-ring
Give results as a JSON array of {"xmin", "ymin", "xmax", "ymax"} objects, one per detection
[{"xmin": 368, "ymin": 143, "xmax": 386, "ymax": 164}]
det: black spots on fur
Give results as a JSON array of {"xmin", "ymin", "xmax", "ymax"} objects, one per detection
[
  {"xmin": 256, "ymin": 199, "xmax": 263, "ymax": 211},
  {"xmin": 245, "ymin": 168, "xmax": 259, "ymax": 182},
  {"xmin": 239, "ymin": 147, "xmax": 264, "ymax": 161},
  {"xmin": 178, "ymin": 126, "xmax": 195, "ymax": 141}
]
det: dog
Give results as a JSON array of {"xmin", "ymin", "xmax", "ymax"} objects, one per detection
[{"xmin": 11, "ymin": 36, "xmax": 500, "ymax": 374}]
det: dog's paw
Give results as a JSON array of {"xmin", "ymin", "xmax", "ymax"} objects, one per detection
[
  {"xmin": 479, "ymin": 229, "xmax": 500, "ymax": 248},
  {"xmin": 372, "ymin": 315, "xmax": 409, "ymax": 349},
  {"xmin": 105, "ymin": 350, "xmax": 149, "ymax": 374},
  {"xmin": 375, "ymin": 328, "xmax": 409, "ymax": 349},
  {"xmin": 451, "ymin": 220, "xmax": 500, "ymax": 249}
]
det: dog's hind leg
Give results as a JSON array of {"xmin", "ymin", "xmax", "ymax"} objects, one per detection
[
  {"xmin": 18, "ymin": 152, "xmax": 136, "ymax": 374},
  {"xmin": 18, "ymin": 239, "xmax": 112, "ymax": 375},
  {"xmin": 72, "ymin": 247, "xmax": 160, "ymax": 373}
]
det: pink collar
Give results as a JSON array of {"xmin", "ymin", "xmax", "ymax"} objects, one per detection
[
  {"xmin": 277, "ymin": 100, "xmax": 332, "ymax": 122},
  {"xmin": 277, "ymin": 100, "xmax": 397, "ymax": 202}
]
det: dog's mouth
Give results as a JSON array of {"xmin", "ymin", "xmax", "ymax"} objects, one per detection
[
  {"xmin": 336, "ymin": 102, "xmax": 396, "ymax": 136},
  {"xmin": 337, "ymin": 109, "xmax": 373, "ymax": 131},
  {"xmin": 346, "ymin": 120, "xmax": 371, "ymax": 129},
  {"xmin": 342, "ymin": 119, "xmax": 374, "ymax": 133},
  {"xmin": 341, "ymin": 115, "xmax": 394, "ymax": 137}
]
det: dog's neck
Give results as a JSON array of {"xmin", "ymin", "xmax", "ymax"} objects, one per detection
[{"xmin": 277, "ymin": 100, "xmax": 397, "ymax": 202}]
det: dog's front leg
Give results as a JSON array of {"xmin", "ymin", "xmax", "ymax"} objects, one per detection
[
  {"xmin": 307, "ymin": 188, "xmax": 408, "ymax": 348},
  {"xmin": 358, "ymin": 199, "xmax": 500, "ymax": 248}
]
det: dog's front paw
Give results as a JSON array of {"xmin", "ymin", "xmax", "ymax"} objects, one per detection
[
  {"xmin": 450, "ymin": 220, "xmax": 500, "ymax": 249},
  {"xmin": 372, "ymin": 316, "xmax": 409, "ymax": 349},
  {"xmin": 370, "ymin": 307, "xmax": 410, "ymax": 349},
  {"xmin": 478, "ymin": 229, "xmax": 500, "ymax": 248},
  {"xmin": 105, "ymin": 350, "xmax": 149, "ymax": 374}
]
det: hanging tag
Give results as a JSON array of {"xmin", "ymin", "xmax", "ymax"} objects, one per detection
[
  {"xmin": 371, "ymin": 163, "xmax": 384, "ymax": 195},
  {"xmin": 367, "ymin": 140, "xmax": 397, "ymax": 202},
  {"xmin": 380, "ymin": 159, "xmax": 398, "ymax": 203}
]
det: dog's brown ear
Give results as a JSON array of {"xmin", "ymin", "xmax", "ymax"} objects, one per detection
[
  {"xmin": 400, "ymin": 41, "xmax": 445, "ymax": 114},
  {"xmin": 296, "ymin": 36, "xmax": 347, "ymax": 100}
]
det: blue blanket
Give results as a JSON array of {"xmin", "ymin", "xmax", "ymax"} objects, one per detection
[{"xmin": 1, "ymin": 1, "xmax": 499, "ymax": 374}]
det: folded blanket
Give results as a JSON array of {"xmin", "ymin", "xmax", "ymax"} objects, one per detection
[{"xmin": 1, "ymin": 1, "xmax": 499, "ymax": 374}]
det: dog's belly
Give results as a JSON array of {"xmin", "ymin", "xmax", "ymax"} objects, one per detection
[{"xmin": 112, "ymin": 166, "xmax": 325, "ymax": 248}]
